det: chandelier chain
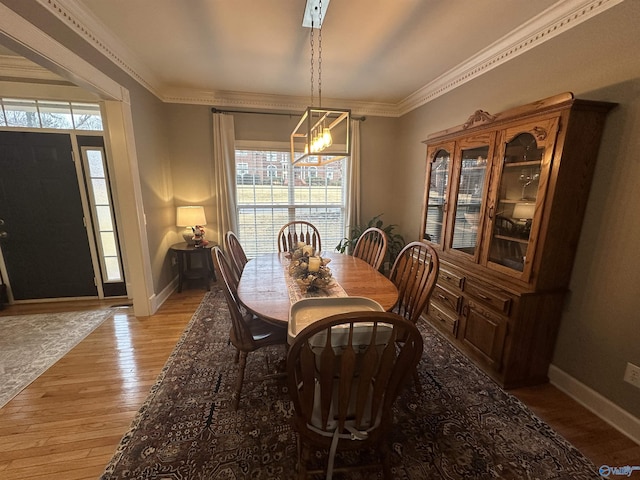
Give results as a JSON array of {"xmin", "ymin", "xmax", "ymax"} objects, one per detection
[
  {"xmin": 318, "ymin": 0, "xmax": 323, "ymax": 107},
  {"xmin": 310, "ymin": 20, "xmax": 314, "ymax": 107}
]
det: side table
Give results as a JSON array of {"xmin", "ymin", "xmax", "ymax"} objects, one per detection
[{"xmin": 170, "ymin": 242, "xmax": 217, "ymax": 292}]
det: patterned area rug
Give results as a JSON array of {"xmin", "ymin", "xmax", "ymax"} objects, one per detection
[
  {"xmin": 101, "ymin": 288, "xmax": 600, "ymax": 479},
  {"xmin": 0, "ymin": 309, "xmax": 113, "ymax": 408}
]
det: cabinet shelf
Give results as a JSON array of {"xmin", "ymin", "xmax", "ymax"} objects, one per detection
[
  {"xmin": 494, "ymin": 234, "xmax": 528, "ymax": 245},
  {"xmin": 503, "ymin": 160, "xmax": 541, "ymax": 168},
  {"xmin": 498, "ymin": 198, "xmax": 532, "ymax": 204}
]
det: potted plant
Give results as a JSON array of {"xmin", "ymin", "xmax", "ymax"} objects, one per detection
[{"xmin": 335, "ymin": 214, "xmax": 406, "ymax": 273}]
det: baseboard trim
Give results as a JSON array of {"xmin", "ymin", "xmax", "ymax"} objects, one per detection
[
  {"xmin": 149, "ymin": 277, "xmax": 179, "ymax": 314},
  {"xmin": 549, "ymin": 364, "xmax": 640, "ymax": 445}
]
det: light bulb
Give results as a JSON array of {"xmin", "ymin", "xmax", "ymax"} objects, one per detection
[{"xmin": 322, "ymin": 128, "xmax": 332, "ymax": 147}]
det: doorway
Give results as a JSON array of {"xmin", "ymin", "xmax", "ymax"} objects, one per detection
[{"xmin": 0, "ymin": 130, "xmax": 124, "ymax": 300}]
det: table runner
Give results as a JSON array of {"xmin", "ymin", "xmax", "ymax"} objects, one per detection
[{"xmin": 283, "ymin": 262, "xmax": 347, "ymax": 304}]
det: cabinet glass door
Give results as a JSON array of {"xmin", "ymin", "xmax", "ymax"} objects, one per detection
[
  {"xmin": 451, "ymin": 142, "xmax": 490, "ymax": 258},
  {"xmin": 488, "ymin": 119, "xmax": 558, "ymax": 275},
  {"xmin": 423, "ymin": 146, "xmax": 451, "ymax": 246}
]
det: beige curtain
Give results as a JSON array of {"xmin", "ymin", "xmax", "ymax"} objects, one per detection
[
  {"xmin": 211, "ymin": 113, "xmax": 238, "ymax": 248},
  {"xmin": 344, "ymin": 118, "xmax": 361, "ymax": 236}
]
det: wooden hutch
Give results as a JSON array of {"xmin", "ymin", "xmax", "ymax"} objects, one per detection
[{"xmin": 420, "ymin": 92, "xmax": 615, "ymax": 388}]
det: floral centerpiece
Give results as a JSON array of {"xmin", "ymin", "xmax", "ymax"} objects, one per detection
[{"xmin": 288, "ymin": 242, "xmax": 333, "ymax": 293}]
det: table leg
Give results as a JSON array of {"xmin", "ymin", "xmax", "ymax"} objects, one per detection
[
  {"xmin": 176, "ymin": 252, "xmax": 184, "ymax": 293},
  {"xmin": 201, "ymin": 250, "xmax": 211, "ymax": 291},
  {"xmin": 206, "ymin": 250, "xmax": 216, "ymax": 282}
]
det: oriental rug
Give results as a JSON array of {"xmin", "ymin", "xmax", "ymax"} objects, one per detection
[
  {"xmin": 101, "ymin": 288, "xmax": 599, "ymax": 479},
  {"xmin": 0, "ymin": 309, "xmax": 113, "ymax": 409}
]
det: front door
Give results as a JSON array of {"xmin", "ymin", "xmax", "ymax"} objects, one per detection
[{"xmin": 0, "ymin": 131, "xmax": 97, "ymax": 300}]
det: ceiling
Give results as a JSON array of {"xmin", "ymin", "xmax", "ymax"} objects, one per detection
[{"xmin": 0, "ymin": 0, "xmax": 624, "ymax": 116}]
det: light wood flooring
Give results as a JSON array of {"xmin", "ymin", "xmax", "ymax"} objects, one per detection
[{"xmin": 0, "ymin": 288, "xmax": 638, "ymax": 479}]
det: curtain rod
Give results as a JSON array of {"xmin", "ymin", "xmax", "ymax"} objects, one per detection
[{"xmin": 211, "ymin": 107, "xmax": 365, "ymax": 121}]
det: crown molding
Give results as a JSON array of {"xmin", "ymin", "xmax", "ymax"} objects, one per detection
[
  {"xmin": 0, "ymin": 2, "xmax": 123, "ymax": 100},
  {"xmin": 162, "ymin": 87, "xmax": 401, "ymax": 118},
  {"xmin": 5, "ymin": 0, "xmax": 624, "ymax": 117},
  {"xmin": 397, "ymin": 0, "xmax": 624, "ymax": 115},
  {"xmin": 35, "ymin": 0, "xmax": 162, "ymax": 98}
]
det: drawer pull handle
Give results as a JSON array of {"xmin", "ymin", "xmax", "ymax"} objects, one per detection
[
  {"xmin": 477, "ymin": 293, "xmax": 491, "ymax": 301},
  {"xmin": 438, "ymin": 294, "xmax": 446, "ymax": 300}
]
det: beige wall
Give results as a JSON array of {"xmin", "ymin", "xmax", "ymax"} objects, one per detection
[
  {"xmin": 165, "ymin": 108, "xmax": 402, "ymax": 241},
  {"xmin": 128, "ymin": 85, "xmax": 177, "ymax": 293}
]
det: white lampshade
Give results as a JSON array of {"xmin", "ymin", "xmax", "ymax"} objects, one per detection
[
  {"xmin": 513, "ymin": 203, "xmax": 535, "ymax": 220},
  {"xmin": 177, "ymin": 206, "xmax": 207, "ymax": 245},
  {"xmin": 176, "ymin": 206, "xmax": 207, "ymax": 227}
]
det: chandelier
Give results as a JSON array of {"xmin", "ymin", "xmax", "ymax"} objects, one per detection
[{"xmin": 290, "ymin": 0, "xmax": 351, "ymax": 166}]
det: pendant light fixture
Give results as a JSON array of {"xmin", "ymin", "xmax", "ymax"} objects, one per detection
[{"xmin": 290, "ymin": 0, "xmax": 351, "ymax": 166}]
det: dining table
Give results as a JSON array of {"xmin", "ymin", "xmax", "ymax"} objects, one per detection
[{"xmin": 237, "ymin": 251, "xmax": 399, "ymax": 327}]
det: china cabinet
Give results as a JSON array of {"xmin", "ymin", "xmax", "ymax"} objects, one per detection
[{"xmin": 420, "ymin": 92, "xmax": 615, "ymax": 388}]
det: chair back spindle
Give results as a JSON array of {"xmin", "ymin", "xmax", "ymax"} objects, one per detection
[{"xmin": 277, "ymin": 221, "xmax": 322, "ymax": 253}]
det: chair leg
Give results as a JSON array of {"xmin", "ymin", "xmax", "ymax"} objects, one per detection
[
  {"xmin": 413, "ymin": 369, "xmax": 422, "ymax": 393},
  {"xmin": 297, "ymin": 439, "xmax": 310, "ymax": 480},
  {"xmin": 233, "ymin": 351, "xmax": 247, "ymax": 410},
  {"xmin": 380, "ymin": 441, "xmax": 393, "ymax": 480}
]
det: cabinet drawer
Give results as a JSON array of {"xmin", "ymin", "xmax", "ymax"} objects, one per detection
[
  {"xmin": 439, "ymin": 266, "xmax": 464, "ymax": 290},
  {"xmin": 433, "ymin": 284, "xmax": 462, "ymax": 313},
  {"xmin": 429, "ymin": 302, "xmax": 458, "ymax": 336},
  {"xmin": 464, "ymin": 279, "xmax": 512, "ymax": 315}
]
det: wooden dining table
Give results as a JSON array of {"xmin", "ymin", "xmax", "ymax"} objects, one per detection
[{"xmin": 237, "ymin": 252, "xmax": 399, "ymax": 326}]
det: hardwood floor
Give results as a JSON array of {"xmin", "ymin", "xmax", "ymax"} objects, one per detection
[
  {"xmin": 0, "ymin": 291, "xmax": 202, "ymax": 480},
  {"xmin": 1, "ymin": 289, "xmax": 638, "ymax": 479}
]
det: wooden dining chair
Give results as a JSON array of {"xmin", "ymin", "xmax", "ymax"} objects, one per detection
[
  {"xmin": 287, "ymin": 311, "xmax": 423, "ymax": 479},
  {"xmin": 388, "ymin": 241, "xmax": 439, "ymax": 391},
  {"xmin": 211, "ymin": 246, "xmax": 287, "ymax": 410},
  {"xmin": 388, "ymin": 241, "xmax": 439, "ymax": 325},
  {"xmin": 277, "ymin": 220, "xmax": 322, "ymax": 253},
  {"xmin": 224, "ymin": 230, "xmax": 249, "ymax": 278},
  {"xmin": 352, "ymin": 227, "xmax": 388, "ymax": 271}
]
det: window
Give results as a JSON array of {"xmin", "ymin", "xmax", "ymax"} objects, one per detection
[
  {"xmin": 235, "ymin": 143, "xmax": 346, "ymax": 257},
  {"xmin": 0, "ymin": 98, "xmax": 103, "ymax": 131},
  {"xmin": 81, "ymin": 146, "xmax": 123, "ymax": 283}
]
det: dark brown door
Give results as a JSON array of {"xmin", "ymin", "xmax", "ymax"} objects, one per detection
[{"xmin": 0, "ymin": 131, "xmax": 97, "ymax": 300}]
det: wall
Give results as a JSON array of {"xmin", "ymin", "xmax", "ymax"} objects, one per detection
[
  {"xmin": 165, "ymin": 108, "xmax": 402, "ymax": 244},
  {"xmin": 397, "ymin": 1, "xmax": 640, "ymax": 421},
  {"xmin": 358, "ymin": 116, "xmax": 402, "ymax": 228},
  {"xmin": 128, "ymin": 84, "xmax": 176, "ymax": 293}
]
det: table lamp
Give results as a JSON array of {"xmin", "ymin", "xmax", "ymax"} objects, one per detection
[
  {"xmin": 176, "ymin": 206, "xmax": 207, "ymax": 245},
  {"xmin": 512, "ymin": 202, "xmax": 535, "ymax": 235}
]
